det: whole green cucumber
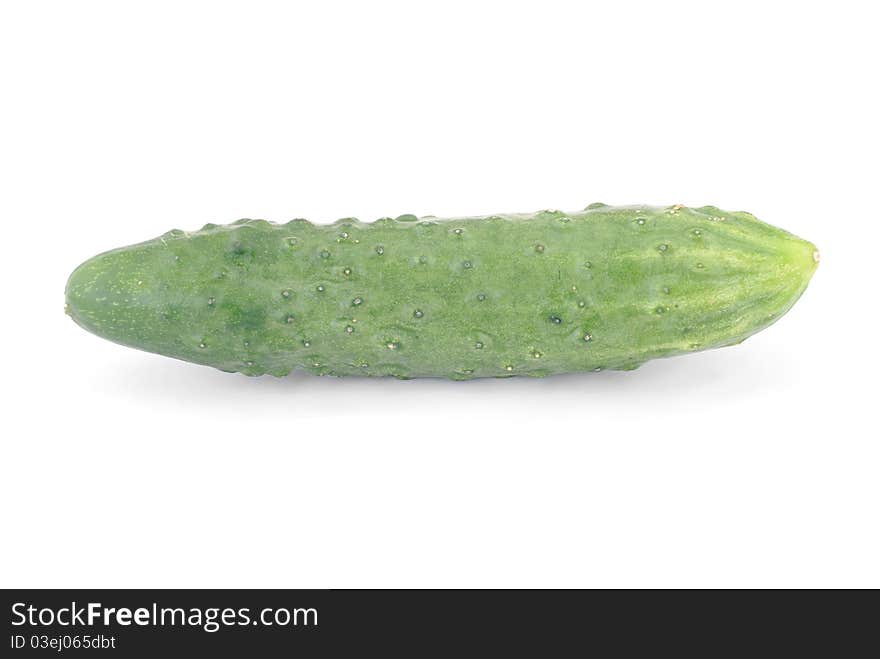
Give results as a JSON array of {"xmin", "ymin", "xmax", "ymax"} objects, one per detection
[{"xmin": 65, "ymin": 204, "xmax": 818, "ymax": 379}]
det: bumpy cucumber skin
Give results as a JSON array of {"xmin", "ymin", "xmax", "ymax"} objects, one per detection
[{"xmin": 65, "ymin": 205, "xmax": 818, "ymax": 379}]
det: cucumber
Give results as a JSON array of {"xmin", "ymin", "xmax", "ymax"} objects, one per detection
[{"xmin": 65, "ymin": 204, "xmax": 818, "ymax": 379}]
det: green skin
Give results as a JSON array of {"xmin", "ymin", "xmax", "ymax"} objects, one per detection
[{"xmin": 65, "ymin": 204, "xmax": 818, "ymax": 379}]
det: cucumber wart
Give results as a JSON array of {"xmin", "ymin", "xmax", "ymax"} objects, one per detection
[{"xmin": 65, "ymin": 204, "xmax": 818, "ymax": 379}]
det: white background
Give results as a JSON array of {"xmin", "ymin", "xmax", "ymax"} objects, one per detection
[{"xmin": 1, "ymin": 1, "xmax": 877, "ymax": 588}]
